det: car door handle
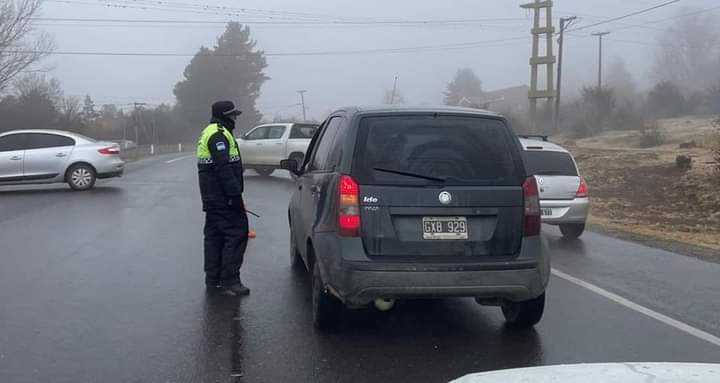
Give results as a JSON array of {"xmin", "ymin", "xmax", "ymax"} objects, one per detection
[
  {"xmin": 274, "ymin": 143, "xmax": 282, "ymax": 145},
  {"xmin": 255, "ymin": 143, "xmax": 263, "ymax": 146},
  {"xmin": 10, "ymin": 156, "xmax": 22, "ymax": 161},
  {"xmin": 56, "ymin": 153, "xmax": 68, "ymax": 158},
  {"xmin": 311, "ymin": 185, "xmax": 321, "ymax": 194}
]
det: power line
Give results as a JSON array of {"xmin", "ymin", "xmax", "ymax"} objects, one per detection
[
  {"xmin": 566, "ymin": 0, "xmax": 681, "ymax": 33},
  {"xmin": 605, "ymin": 4, "xmax": 720, "ymax": 33},
  {"xmin": 32, "ymin": 16, "xmax": 529, "ymax": 26},
  {"xmin": 3, "ymin": 36, "xmax": 529, "ymax": 58},
  {"xmin": 46, "ymin": 0, "xmax": 405, "ymax": 22}
]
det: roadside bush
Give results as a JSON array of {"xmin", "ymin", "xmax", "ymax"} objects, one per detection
[
  {"xmin": 646, "ymin": 81, "xmax": 687, "ymax": 119},
  {"xmin": 637, "ymin": 120, "xmax": 666, "ymax": 148},
  {"xmin": 707, "ymin": 84, "xmax": 720, "ymax": 115},
  {"xmin": 712, "ymin": 120, "xmax": 720, "ymax": 174},
  {"xmin": 612, "ymin": 102, "xmax": 643, "ymax": 131}
]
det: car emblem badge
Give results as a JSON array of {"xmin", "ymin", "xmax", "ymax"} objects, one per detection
[
  {"xmin": 438, "ymin": 191, "xmax": 452, "ymax": 205},
  {"xmin": 537, "ymin": 177, "xmax": 545, "ymax": 185}
]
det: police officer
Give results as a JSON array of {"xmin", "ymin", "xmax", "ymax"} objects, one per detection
[{"xmin": 197, "ymin": 100, "xmax": 250, "ymax": 296}]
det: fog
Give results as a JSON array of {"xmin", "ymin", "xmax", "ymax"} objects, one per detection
[{"xmin": 36, "ymin": 0, "xmax": 719, "ymax": 120}]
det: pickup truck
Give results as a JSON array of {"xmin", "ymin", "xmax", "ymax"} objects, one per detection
[{"xmin": 237, "ymin": 123, "xmax": 319, "ymax": 176}]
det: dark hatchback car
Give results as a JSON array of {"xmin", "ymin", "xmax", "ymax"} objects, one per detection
[{"xmin": 281, "ymin": 106, "xmax": 550, "ymax": 330}]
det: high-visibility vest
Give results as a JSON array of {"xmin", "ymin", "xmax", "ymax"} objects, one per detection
[{"xmin": 196, "ymin": 123, "xmax": 240, "ymax": 163}]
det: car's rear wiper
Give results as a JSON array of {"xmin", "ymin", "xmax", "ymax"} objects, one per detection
[{"xmin": 373, "ymin": 167, "xmax": 446, "ymax": 183}]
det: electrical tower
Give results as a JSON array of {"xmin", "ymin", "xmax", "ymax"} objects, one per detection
[
  {"xmin": 296, "ymin": 90, "xmax": 307, "ymax": 121},
  {"xmin": 521, "ymin": 0, "xmax": 556, "ymax": 132}
]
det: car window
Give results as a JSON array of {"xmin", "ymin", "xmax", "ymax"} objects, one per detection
[
  {"xmin": 300, "ymin": 121, "xmax": 325, "ymax": 171},
  {"xmin": 289, "ymin": 124, "xmax": 318, "ymax": 139},
  {"xmin": 26, "ymin": 133, "xmax": 76, "ymax": 150},
  {"xmin": 266, "ymin": 126, "xmax": 286, "ymax": 139},
  {"xmin": 352, "ymin": 115, "xmax": 522, "ymax": 186},
  {"xmin": 522, "ymin": 151, "xmax": 578, "ymax": 177},
  {"xmin": 245, "ymin": 127, "xmax": 269, "ymax": 140},
  {"xmin": 0, "ymin": 134, "xmax": 29, "ymax": 152},
  {"xmin": 308, "ymin": 117, "xmax": 342, "ymax": 172}
]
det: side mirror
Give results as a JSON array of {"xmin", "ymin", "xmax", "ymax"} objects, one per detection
[{"xmin": 280, "ymin": 159, "xmax": 301, "ymax": 176}]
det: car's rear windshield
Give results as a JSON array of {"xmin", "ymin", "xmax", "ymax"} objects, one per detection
[
  {"xmin": 522, "ymin": 151, "xmax": 578, "ymax": 176},
  {"xmin": 352, "ymin": 115, "xmax": 522, "ymax": 186},
  {"xmin": 290, "ymin": 124, "xmax": 318, "ymax": 139},
  {"xmin": 73, "ymin": 133, "xmax": 97, "ymax": 143}
]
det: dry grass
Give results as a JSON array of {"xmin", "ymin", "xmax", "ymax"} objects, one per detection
[{"xmin": 554, "ymin": 118, "xmax": 720, "ymax": 251}]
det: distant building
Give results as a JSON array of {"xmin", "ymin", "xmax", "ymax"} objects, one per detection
[{"xmin": 458, "ymin": 85, "xmax": 530, "ymax": 115}]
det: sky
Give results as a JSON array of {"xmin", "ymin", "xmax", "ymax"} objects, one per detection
[{"xmin": 32, "ymin": 0, "xmax": 719, "ymax": 121}]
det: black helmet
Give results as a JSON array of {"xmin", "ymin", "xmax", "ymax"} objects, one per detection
[{"xmin": 211, "ymin": 101, "xmax": 242, "ymax": 119}]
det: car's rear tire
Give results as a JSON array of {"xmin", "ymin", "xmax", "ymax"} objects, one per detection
[
  {"xmin": 67, "ymin": 163, "xmax": 97, "ymax": 191},
  {"xmin": 560, "ymin": 223, "xmax": 585, "ymax": 239},
  {"xmin": 255, "ymin": 168, "xmax": 274, "ymax": 177},
  {"xmin": 501, "ymin": 293, "xmax": 545, "ymax": 328},
  {"xmin": 312, "ymin": 261, "xmax": 341, "ymax": 330},
  {"xmin": 290, "ymin": 228, "xmax": 304, "ymax": 271}
]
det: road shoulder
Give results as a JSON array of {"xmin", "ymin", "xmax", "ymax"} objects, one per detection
[{"xmin": 587, "ymin": 222, "xmax": 719, "ymax": 264}]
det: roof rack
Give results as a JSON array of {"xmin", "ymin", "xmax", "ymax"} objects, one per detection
[{"xmin": 518, "ymin": 134, "xmax": 549, "ymax": 142}]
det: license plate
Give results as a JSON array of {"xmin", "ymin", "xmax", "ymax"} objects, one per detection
[
  {"xmin": 422, "ymin": 217, "xmax": 468, "ymax": 240},
  {"xmin": 541, "ymin": 208, "xmax": 553, "ymax": 217}
]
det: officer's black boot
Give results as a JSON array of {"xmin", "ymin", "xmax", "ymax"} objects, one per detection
[{"xmin": 221, "ymin": 282, "xmax": 250, "ymax": 297}]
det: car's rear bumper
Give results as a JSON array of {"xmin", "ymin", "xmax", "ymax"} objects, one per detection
[
  {"xmin": 97, "ymin": 169, "xmax": 124, "ymax": 179},
  {"xmin": 540, "ymin": 197, "xmax": 589, "ymax": 224},
  {"xmin": 319, "ymin": 236, "xmax": 550, "ymax": 307},
  {"xmin": 95, "ymin": 158, "xmax": 125, "ymax": 178}
]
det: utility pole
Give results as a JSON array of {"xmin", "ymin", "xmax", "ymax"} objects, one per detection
[
  {"xmin": 133, "ymin": 102, "xmax": 147, "ymax": 145},
  {"xmin": 554, "ymin": 16, "xmax": 577, "ymax": 132},
  {"xmin": 592, "ymin": 31, "xmax": 610, "ymax": 89},
  {"xmin": 521, "ymin": 0, "xmax": 556, "ymax": 132},
  {"xmin": 390, "ymin": 76, "xmax": 398, "ymax": 104},
  {"xmin": 296, "ymin": 90, "xmax": 307, "ymax": 121}
]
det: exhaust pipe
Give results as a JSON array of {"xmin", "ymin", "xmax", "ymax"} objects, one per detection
[{"xmin": 374, "ymin": 299, "xmax": 396, "ymax": 312}]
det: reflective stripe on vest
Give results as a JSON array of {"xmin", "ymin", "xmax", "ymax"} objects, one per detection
[{"xmin": 196, "ymin": 123, "xmax": 240, "ymax": 163}]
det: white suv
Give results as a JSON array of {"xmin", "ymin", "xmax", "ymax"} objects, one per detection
[
  {"xmin": 520, "ymin": 137, "xmax": 589, "ymax": 239},
  {"xmin": 237, "ymin": 123, "xmax": 318, "ymax": 176}
]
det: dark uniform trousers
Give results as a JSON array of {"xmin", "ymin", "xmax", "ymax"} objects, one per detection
[{"xmin": 203, "ymin": 202, "xmax": 249, "ymax": 286}]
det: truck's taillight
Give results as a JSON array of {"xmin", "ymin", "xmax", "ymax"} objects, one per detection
[
  {"xmin": 338, "ymin": 175, "xmax": 360, "ymax": 237},
  {"xmin": 523, "ymin": 176, "xmax": 541, "ymax": 237},
  {"xmin": 98, "ymin": 146, "xmax": 120, "ymax": 155},
  {"xmin": 576, "ymin": 177, "xmax": 588, "ymax": 198}
]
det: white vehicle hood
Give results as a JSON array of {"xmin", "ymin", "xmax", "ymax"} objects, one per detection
[{"xmin": 451, "ymin": 363, "xmax": 720, "ymax": 383}]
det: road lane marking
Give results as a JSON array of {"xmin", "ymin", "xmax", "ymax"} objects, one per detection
[
  {"xmin": 551, "ymin": 268, "xmax": 720, "ymax": 347},
  {"xmin": 165, "ymin": 155, "xmax": 194, "ymax": 164}
]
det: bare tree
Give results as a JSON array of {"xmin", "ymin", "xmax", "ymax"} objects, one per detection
[
  {"xmin": 653, "ymin": 9, "xmax": 720, "ymax": 92},
  {"xmin": 0, "ymin": 0, "xmax": 54, "ymax": 92},
  {"xmin": 14, "ymin": 73, "xmax": 62, "ymax": 102},
  {"xmin": 58, "ymin": 96, "xmax": 82, "ymax": 131},
  {"xmin": 606, "ymin": 57, "xmax": 637, "ymax": 104}
]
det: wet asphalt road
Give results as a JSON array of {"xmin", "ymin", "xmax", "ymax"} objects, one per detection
[{"xmin": 1, "ymin": 154, "xmax": 719, "ymax": 383}]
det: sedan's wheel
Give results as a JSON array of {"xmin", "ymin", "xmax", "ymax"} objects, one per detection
[
  {"xmin": 289, "ymin": 229, "xmax": 304, "ymax": 271},
  {"xmin": 501, "ymin": 293, "xmax": 545, "ymax": 328},
  {"xmin": 67, "ymin": 164, "xmax": 97, "ymax": 191},
  {"xmin": 312, "ymin": 261, "xmax": 341, "ymax": 330},
  {"xmin": 560, "ymin": 223, "xmax": 586, "ymax": 239},
  {"xmin": 255, "ymin": 169, "xmax": 274, "ymax": 177}
]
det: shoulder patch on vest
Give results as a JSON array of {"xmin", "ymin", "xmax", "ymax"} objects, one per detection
[{"xmin": 215, "ymin": 141, "xmax": 227, "ymax": 151}]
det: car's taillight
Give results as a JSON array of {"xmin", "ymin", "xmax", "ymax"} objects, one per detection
[
  {"xmin": 523, "ymin": 176, "xmax": 541, "ymax": 237},
  {"xmin": 338, "ymin": 175, "xmax": 360, "ymax": 237},
  {"xmin": 98, "ymin": 146, "xmax": 120, "ymax": 155},
  {"xmin": 576, "ymin": 177, "xmax": 588, "ymax": 198}
]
